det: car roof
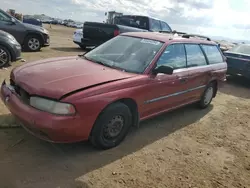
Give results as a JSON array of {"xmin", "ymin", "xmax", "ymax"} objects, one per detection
[{"xmin": 121, "ymin": 32, "xmax": 217, "ymax": 45}]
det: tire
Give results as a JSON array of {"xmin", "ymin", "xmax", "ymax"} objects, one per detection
[
  {"xmin": 24, "ymin": 35, "xmax": 42, "ymax": 52},
  {"xmin": 90, "ymin": 102, "xmax": 132, "ymax": 149},
  {"xmin": 0, "ymin": 45, "xmax": 11, "ymax": 68},
  {"xmin": 199, "ymin": 83, "xmax": 215, "ymax": 109}
]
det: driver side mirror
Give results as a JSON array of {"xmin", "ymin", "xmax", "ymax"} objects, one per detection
[
  {"xmin": 11, "ymin": 18, "xmax": 16, "ymax": 24},
  {"xmin": 152, "ymin": 65, "xmax": 174, "ymax": 75}
]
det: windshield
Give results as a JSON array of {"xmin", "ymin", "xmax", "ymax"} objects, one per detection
[
  {"xmin": 229, "ymin": 44, "xmax": 250, "ymax": 55},
  {"xmin": 84, "ymin": 35, "xmax": 164, "ymax": 74},
  {"xmin": 0, "ymin": 9, "xmax": 21, "ymax": 23}
]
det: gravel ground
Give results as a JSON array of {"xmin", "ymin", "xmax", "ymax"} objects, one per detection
[{"xmin": 0, "ymin": 25, "xmax": 249, "ymax": 188}]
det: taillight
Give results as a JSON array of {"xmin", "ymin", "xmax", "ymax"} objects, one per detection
[{"xmin": 114, "ymin": 29, "xmax": 120, "ymax": 36}]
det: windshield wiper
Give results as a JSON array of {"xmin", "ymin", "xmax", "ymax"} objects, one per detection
[
  {"xmin": 81, "ymin": 55, "xmax": 113, "ymax": 68},
  {"xmin": 80, "ymin": 55, "xmax": 127, "ymax": 72}
]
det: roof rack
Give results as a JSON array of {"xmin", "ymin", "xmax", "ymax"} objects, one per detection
[
  {"xmin": 158, "ymin": 30, "xmax": 187, "ymax": 35},
  {"xmin": 182, "ymin": 34, "xmax": 211, "ymax": 41}
]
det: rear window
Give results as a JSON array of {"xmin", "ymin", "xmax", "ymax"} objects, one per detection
[{"xmin": 201, "ymin": 45, "xmax": 223, "ymax": 64}]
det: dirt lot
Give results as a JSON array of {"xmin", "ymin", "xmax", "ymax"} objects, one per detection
[{"xmin": 0, "ymin": 25, "xmax": 249, "ymax": 188}]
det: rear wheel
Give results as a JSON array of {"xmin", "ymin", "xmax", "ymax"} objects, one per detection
[
  {"xmin": 0, "ymin": 45, "xmax": 11, "ymax": 68},
  {"xmin": 24, "ymin": 35, "xmax": 42, "ymax": 52},
  {"xmin": 199, "ymin": 83, "xmax": 215, "ymax": 109},
  {"xmin": 90, "ymin": 102, "xmax": 132, "ymax": 149}
]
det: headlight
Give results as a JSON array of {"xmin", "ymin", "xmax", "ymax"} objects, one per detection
[
  {"xmin": 43, "ymin": 28, "xmax": 49, "ymax": 34},
  {"xmin": 7, "ymin": 35, "xmax": 17, "ymax": 43},
  {"xmin": 30, "ymin": 96, "xmax": 76, "ymax": 115}
]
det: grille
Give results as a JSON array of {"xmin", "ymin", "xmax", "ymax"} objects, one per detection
[{"xmin": 10, "ymin": 79, "xmax": 30, "ymax": 105}]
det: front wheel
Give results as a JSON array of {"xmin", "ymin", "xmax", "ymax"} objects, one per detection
[
  {"xmin": 24, "ymin": 35, "xmax": 41, "ymax": 52},
  {"xmin": 199, "ymin": 83, "xmax": 215, "ymax": 109},
  {"xmin": 0, "ymin": 45, "xmax": 11, "ymax": 68},
  {"xmin": 90, "ymin": 102, "xmax": 132, "ymax": 149}
]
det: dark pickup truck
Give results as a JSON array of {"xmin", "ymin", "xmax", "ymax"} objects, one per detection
[{"xmin": 81, "ymin": 15, "xmax": 172, "ymax": 49}]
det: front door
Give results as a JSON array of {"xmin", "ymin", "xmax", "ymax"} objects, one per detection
[{"xmin": 141, "ymin": 43, "xmax": 193, "ymax": 118}]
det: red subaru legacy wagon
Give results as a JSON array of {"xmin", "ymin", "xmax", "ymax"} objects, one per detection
[{"xmin": 1, "ymin": 32, "xmax": 227, "ymax": 149}]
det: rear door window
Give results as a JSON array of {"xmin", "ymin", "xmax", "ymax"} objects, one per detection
[
  {"xmin": 201, "ymin": 45, "xmax": 223, "ymax": 64},
  {"xmin": 185, "ymin": 44, "xmax": 207, "ymax": 67},
  {"xmin": 156, "ymin": 44, "xmax": 186, "ymax": 69}
]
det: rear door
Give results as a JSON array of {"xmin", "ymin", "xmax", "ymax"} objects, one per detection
[
  {"xmin": 184, "ymin": 44, "xmax": 211, "ymax": 101},
  {"xmin": 201, "ymin": 44, "xmax": 226, "ymax": 80}
]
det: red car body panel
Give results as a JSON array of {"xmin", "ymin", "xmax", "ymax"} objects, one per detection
[
  {"xmin": 11, "ymin": 56, "xmax": 137, "ymax": 99},
  {"xmin": 1, "ymin": 32, "xmax": 227, "ymax": 143}
]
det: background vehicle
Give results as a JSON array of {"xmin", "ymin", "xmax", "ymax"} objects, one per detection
[
  {"xmin": 23, "ymin": 18, "xmax": 42, "ymax": 26},
  {"xmin": 0, "ymin": 9, "xmax": 50, "ymax": 52},
  {"xmin": 73, "ymin": 29, "xmax": 84, "ymax": 49},
  {"xmin": 224, "ymin": 44, "xmax": 250, "ymax": 79},
  {"xmin": 0, "ymin": 30, "xmax": 21, "ymax": 67},
  {"xmin": 74, "ymin": 22, "xmax": 83, "ymax": 28},
  {"xmin": 81, "ymin": 15, "xmax": 172, "ymax": 49}
]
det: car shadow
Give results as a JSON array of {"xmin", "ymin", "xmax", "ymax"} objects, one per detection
[
  {"xmin": 0, "ymin": 104, "xmax": 213, "ymax": 188},
  {"xmin": 219, "ymin": 75, "xmax": 250, "ymax": 99},
  {"xmin": 51, "ymin": 47, "xmax": 84, "ymax": 52}
]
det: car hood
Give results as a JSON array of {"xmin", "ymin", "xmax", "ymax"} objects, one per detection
[{"xmin": 12, "ymin": 56, "xmax": 136, "ymax": 99}]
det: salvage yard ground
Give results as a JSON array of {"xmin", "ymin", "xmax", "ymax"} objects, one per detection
[{"xmin": 0, "ymin": 25, "xmax": 249, "ymax": 188}]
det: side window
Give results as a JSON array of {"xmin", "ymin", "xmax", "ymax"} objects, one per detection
[
  {"xmin": 201, "ymin": 45, "xmax": 223, "ymax": 64},
  {"xmin": 0, "ymin": 12, "xmax": 11, "ymax": 22},
  {"xmin": 156, "ymin": 44, "xmax": 186, "ymax": 69},
  {"xmin": 161, "ymin": 21, "xmax": 171, "ymax": 32},
  {"xmin": 151, "ymin": 19, "xmax": 161, "ymax": 32},
  {"xmin": 185, "ymin": 44, "xmax": 207, "ymax": 67}
]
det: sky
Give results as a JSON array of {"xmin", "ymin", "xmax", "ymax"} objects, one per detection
[{"xmin": 2, "ymin": 0, "xmax": 250, "ymax": 40}]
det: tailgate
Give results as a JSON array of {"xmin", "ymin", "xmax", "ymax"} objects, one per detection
[{"xmin": 83, "ymin": 22, "xmax": 118, "ymax": 43}]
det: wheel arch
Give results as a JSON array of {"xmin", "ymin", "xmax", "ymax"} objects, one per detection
[
  {"xmin": 91, "ymin": 97, "xmax": 140, "ymax": 136},
  {"xmin": 0, "ymin": 42, "xmax": 14, "ymax": 62},
  {"xmin": 210, "ymin": 79, "xmax": 218, "ymax": 98},
  {"xmin": 25, "ymin": 32, "xmax": 44, "ymax": 45}
]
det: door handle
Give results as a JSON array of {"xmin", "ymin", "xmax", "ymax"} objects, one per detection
[{"xmin": 178, "ymin": 77, "xmax": 188, "ymax": 83}]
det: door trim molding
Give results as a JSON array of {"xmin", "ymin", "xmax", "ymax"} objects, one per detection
[{"xmin": 144, "ymin": 85, "xmax": 206, "ymax": 104}]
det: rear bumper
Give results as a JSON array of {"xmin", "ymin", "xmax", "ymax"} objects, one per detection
[
  {"xmin": 218, "ymin": 78, "xmax": 226, "ymax": 88},
  {"xmin": 81, "ymin": 38, "xmax": 103, "ymax": 47},
  {"xmin": 73, "ymin": 41, "xmax": 82, "ymax": 46},
  {"xmin": 0, "ymin": 80, "xmax": 90, "ymax": 143}
]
